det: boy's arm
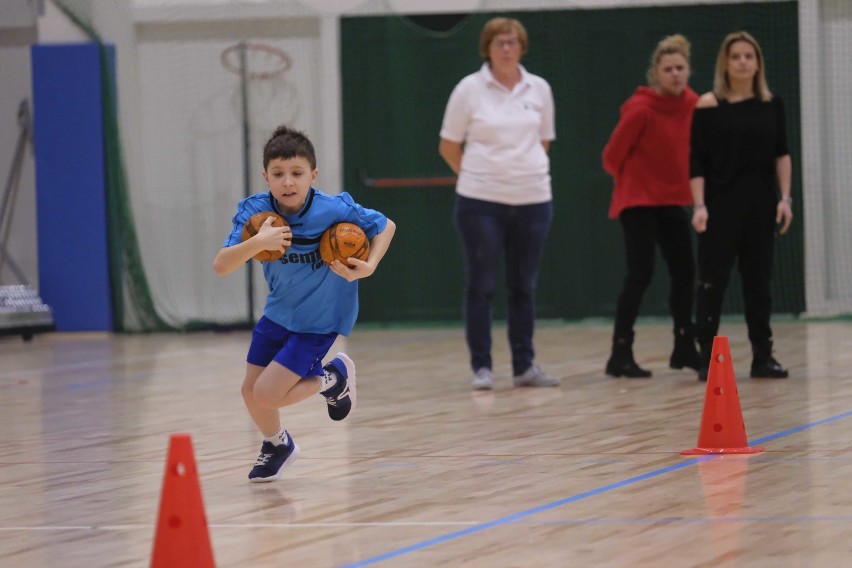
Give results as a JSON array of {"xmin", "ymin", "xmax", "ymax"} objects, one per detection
[
  {"xmin": 329, "ymin": 219, "xmax": 396, "ymax": 282},
  {"xmin": 213, "ymin": 216, "xmax": 291, "ymax": 276},
  {"xmin": 365, "ymin": 219, "xmax": 395, "ymax": 267},
  {"xmin": 213, "ymin": 241, "xmax": 261, "ymax": 276}
]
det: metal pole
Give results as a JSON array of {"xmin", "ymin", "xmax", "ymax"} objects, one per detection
[
  {"xmin": 238, "ymin": 42, "xmax": 254, "ymax": 323},
  {"xmin": 0, "ymin": 100, "xmax": 32, "ymax": 284},
  {"xmin": 0, "ymin": 102, "xmax": 30, "ymax": 237}
]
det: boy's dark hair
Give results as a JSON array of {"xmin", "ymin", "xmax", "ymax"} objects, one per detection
[{"xmin": 263, "ymin": 125, "xmax": 317, "ymax": 170}]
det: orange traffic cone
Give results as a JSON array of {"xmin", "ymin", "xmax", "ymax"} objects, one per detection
[
  {"xmin": 681, "ymin": 336, "xmax": 764, "ymax": 455},
  {"xmin": 151, "ymin": 434, "xmax": 215, "ymax": 568}
]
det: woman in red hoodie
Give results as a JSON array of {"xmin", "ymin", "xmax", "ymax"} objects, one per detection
[{"xmin": 602, "ymin": 34, "xmax": 701, "ymax": 378}]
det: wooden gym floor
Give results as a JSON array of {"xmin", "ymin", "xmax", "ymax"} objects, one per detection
[{"xmin": 1, "ymin": 319, "xmax": 851, "ymax": 567}]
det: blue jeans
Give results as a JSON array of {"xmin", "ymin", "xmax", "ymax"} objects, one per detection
[{"xmin": 453, "ymin": 195, "xmax": 553, "ymax": 376}]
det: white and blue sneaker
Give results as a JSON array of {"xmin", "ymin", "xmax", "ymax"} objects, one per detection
[
  {"xmin": 322, "ymin": 353, "xmax": 357, "ymax": 421},
  {"xmin": 248, "ymin": 436, "xmax": 300, "ymax": 483}
]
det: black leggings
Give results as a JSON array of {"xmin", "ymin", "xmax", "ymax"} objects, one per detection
[
  {"xmin": 614, "ymin": 206, "xmax": 696, "ymax": 340},
  {"xmin": 695, "ymin": 193, "xmax": 777, "ymax": 347}
]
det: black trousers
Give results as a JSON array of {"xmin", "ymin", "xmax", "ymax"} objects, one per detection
[
  {"xmin": 695, "ymin": 192, "xmax": 777, "ymax": 347},
  {"xmin": 614, "ymin": 206, "xmax": 696, "ymax": 341}
]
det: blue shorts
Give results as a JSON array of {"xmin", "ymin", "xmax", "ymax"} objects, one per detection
[{"xmin": 247, "ymin": 316, "xmax": 338, "ymax": 377}]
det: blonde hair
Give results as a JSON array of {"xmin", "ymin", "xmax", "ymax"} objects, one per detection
[
  {"xmin": 479, "ymin": 17, "xmax": 528, "ymax": 62},
  {"xmin": 713, "ymin": 31, "xmax": 772, "ymax": 102},
  {"xmin": 646, "ymin": 34, "xmax": 691, "ymax": 87}
]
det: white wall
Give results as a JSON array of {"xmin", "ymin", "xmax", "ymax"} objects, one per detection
[
  {"xmin": 38, "ymin": 0, "xmax": 89, "ymax": 43},
  {"xmin": 0, "ymin": 0, "xmax": 39, "ymax": 287},
  {"xmin": 0, "ymin": 0, "xmax": 92, "ymax": 288},
  {"xmin": 2, "ymin": 0, "xmax": 850, "ymax": 317},
  {"xmin": 132, "ymin": 0, "xmax": 780, "ymax": 18},
  {"xmin": 801, "ymin": 0, "xmax": 852, "ymax": 315}
]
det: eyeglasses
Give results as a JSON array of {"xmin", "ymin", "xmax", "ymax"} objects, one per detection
[{"xmin": 492, "ymin": 39, "xmax": 520, "ymax": 49}]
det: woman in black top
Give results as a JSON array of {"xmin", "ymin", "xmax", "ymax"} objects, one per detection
[{"xmin": 690, "ymin": 31, "xmax": 793, "ymax": 380}]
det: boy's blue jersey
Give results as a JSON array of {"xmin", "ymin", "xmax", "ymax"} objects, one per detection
[{"xmin": 223, "ymin": 188, "xmax": 388, "ymax": 335}]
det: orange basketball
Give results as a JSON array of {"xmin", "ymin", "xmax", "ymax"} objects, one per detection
[
  {"xmin": 241, "ymin": 211, "xmax": 289, "ymax": 261},
  {"xmin": 319, "ymin": 222, "xmax": 370, "ymax": 267}
]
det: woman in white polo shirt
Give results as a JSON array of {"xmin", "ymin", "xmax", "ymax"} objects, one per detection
[{"xmin": 439, "ymin": 17, "xmax": 558, "ymax": 391}]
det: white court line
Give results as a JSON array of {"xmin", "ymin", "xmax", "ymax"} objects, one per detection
[
  {"xmin": 5, "ymin": 516, "xmax": 852, "ymax": 533},
  {"xmin": 0, "ymin": 521, "xmax": 479, "ymax": 531}
]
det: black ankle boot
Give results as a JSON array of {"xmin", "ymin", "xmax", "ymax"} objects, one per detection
[
  {"xmin": 669, "ymin": 327, "xmax": 702, "ymax": 371},
  {"xmin": 750, "ymin": 340, "xmax": 789, "ymax": 378},
  {"xmin": 606, "ymin": 337, "xmax": 652, "ymax": 378}
]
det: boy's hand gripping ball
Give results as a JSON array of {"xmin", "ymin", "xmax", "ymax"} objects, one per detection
[{"xmin": 241, "ymin": 211, "xmax": 289, "ymax": 261}]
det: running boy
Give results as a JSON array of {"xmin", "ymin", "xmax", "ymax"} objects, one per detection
[{"xmin": 213, "ymin": 125, "xmax": 396, "ymax": 482}]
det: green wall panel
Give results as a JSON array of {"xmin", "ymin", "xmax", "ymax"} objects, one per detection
[{"xmin": 342, "ymin": 2, "xmax": 803, "ymax": 324}]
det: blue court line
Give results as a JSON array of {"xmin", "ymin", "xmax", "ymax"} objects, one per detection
[
  {"xmin": 341, "ymin": 409, "xmax": 852, "ymax": 568},
  {"xmin": 749, "ymin": 410, "xmax": 852, "ymax": 445},
  {"xmin": 511, "ymin": 515, "xmax": 852, "ymax": 526}
]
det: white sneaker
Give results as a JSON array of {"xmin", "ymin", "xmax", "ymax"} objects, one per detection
[
  {"xmin": 471, "ymin": 368, "xmax": 494, "ymax": 390},
  {"xmin": 513, "ymin": 364, "xmax": 560, "ymax": 387}
]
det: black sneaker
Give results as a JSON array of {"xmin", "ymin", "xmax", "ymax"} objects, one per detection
[
  {"xmin": 322, "ymin": 353, "xmax": 357, "ymax": 421},
  {"xmin": 248, "ymin": 436, "xmax": 300, "ymax": 483}
]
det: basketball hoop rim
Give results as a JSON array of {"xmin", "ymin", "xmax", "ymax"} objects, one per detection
[{"xmin": 220, "ymin": 42, "xmax": 292, "ymax": 80}]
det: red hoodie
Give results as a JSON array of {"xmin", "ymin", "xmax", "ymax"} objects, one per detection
[{"xmin": 602, "ymin": 86, "xmax": 698, "ymax": 219}]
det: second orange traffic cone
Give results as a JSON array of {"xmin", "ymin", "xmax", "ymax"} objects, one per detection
[{"xmin": 681, "ymin": 336, "xmax": 764, "ymax": 455}]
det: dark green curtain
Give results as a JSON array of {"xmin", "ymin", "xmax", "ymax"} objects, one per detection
[{"xmin": 342, "ymin": 2, "xmax": 803, "ymax": 324}]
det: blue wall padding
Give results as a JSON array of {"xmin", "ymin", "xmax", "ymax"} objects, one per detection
[{"xmin": 32, "ymin": 42, "xmax": 113, "ymax": 332}]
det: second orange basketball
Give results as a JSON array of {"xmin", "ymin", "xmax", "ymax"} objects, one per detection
[{"xmin": 320, "ymin": 222, "xmax": 370, "ymax": 267}]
